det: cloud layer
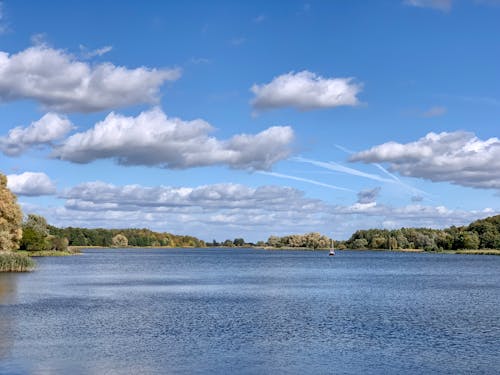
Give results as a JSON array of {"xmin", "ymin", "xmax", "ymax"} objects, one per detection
[
  {"xmin": 251, "ymin": 70, "xmax": 362, "ymax": 111},
  {"xmin": 23, "ymin": 180, "xmax": 493, "ymax": 241},
  {"xmin": 0, "ymin": 45, "xmax": 180, "ymax": 112},
  {"xmin": 7, "ymin": 172, "xmax": 56, "ymax": 196},
  {"xmin": 0, "ymin": 113, "xmax": 73, "ymax": 156},
  {"xmin": 52, "ymin": 108, "xmax": 294, "ymax": 170},
  {"xmin": 350, "ymin": 131, "xmax": 500, "ymax": 190}
]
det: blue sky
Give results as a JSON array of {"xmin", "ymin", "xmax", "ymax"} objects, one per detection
[{"xmin": 1, "ymin": 0, "xmax": 499, "ymax": 242}]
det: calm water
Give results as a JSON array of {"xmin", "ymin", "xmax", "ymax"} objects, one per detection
[{"xmin": 0, "ymin": 248, "xmax": 499, "ymax": 374}]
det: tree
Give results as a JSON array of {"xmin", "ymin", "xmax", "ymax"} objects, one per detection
[
  {"xmin": 49, "ymin": 236, "xmax": 69, "ymax": 251},
  {"xmin": 0, "ymin": 174, "xmax": 23, "ymax": 252},
  {"xmin": 351, "ymin": 238, "xmax": 368, "ymax": 249},
  {"xmin": 24, "ymin": 214, "xmax": 49, "ymax": 236},
  {"xmin": 222, "ymin": 239, "xmax": 234, "ymax": 247},
  {"xmin": 233, "ymin": 238, "xmax": 245, "ymax": 246},
  {"xmin": 20, "ymin": 214, "xmax": 51, "ymax": 251},
  {"xmin": 112, "ymin": 234, "xmax": 128, "ymax": 247}
]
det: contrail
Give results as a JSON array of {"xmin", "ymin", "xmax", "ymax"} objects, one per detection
[
  {"xmin": 334, "ymin": 144, "xmax": 355, "ymax": 154},
  {"xmin": 258, "ymin": 171, "xmax": 354, "ymax": 192},
  {"xmin": 294, "ymin": 156, "xmax": 432, "ymax": 198},
  {"xmin": 293, "ymin": 156, "xmax": 394, "ymax": 183}
]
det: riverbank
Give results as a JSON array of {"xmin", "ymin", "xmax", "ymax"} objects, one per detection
[
  {"xmin": 17, "ymin": 250, "xmax": 80, "ymax": 257},
  {"xmin": 0, "ymin": 252, "xmax": 35, "ymax": 272}
]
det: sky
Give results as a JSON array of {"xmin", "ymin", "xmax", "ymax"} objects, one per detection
[{"xmin": 0, "ymin": 0, "xmax": 499, "ymax": 242}]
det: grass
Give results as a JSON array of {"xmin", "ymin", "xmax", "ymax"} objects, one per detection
[
  {"xmin": 17, "ymin": 250, "xmax": 79, "ymax": 257},
  {"xmin": 0, "ymin": 252, "xmax": 36, "ymax": 272}
]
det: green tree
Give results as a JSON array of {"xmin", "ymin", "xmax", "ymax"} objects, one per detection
[
  {"xmin": 21, "ymin": 214, "xmax": 51, "ymax": 251},
  {"xmin": 0, "ymin": 174, "xmax": 23, "ymax": 252},
  {"xmin": 20, "ymin": 227, "xmax": 49, "ymax": 251},
  {"xmin": 351, "ymin": 238, "xmax": 368, "ymax": 249},
  {"xmin": 233, "ymin": 238, "xmax": 245, "ymax": 246}
]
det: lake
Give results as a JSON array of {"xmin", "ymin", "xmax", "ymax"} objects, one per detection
[{"xmin": 0, "ymin": 248, "xmax": 499, "ymax": 374}]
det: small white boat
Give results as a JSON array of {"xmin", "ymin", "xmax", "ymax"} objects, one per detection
[{"xmin": 329, "ymin": 239, "xmax": 335, "ymax": 256}]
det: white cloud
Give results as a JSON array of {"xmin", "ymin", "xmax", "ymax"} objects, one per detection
[
  {"xmin": 0, "ymin": 113, "xmax": 73, "ymax": 156},
  {"xmin": 7, "ymin": 172, "xmax": 56, "ymax": 196},
  {"xmin": 52, "ymin": 181, "xmax": 330, "ymax": 240},
  {"xmin": 350, "ymin": 131, "xmax": 500, "ymax": 190},
  {"xmin": 52, "ymin": 108, "xmax": 294, "ymax": 170},
  {"xmin": 251, "ymin": 70, "xmax": 362, "ymax": 111},
  {"xmin": 79, "ymin": 44, "xmax": 113, "ymax": 59},
  {"xmin": 24, "ymin": 179, "xmax": 496, "ymax": 241},
  {"xmin": 403, "ymin": 0, "xmax": 452, "ymax": 11},
  {"xmin": 0, "ymin": 45, "xmax": 180, "ymax": 112},
  {"xmin": 422, "ymin": 106, "xmax": 447, "ymax": 118},
  {"xmin": 61, "ymin": 182, "xmax": 321, "ymax": 211}
]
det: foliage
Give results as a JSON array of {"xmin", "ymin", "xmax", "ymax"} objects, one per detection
[
  {"xmin": 233, "ymin": 238, "xmax": 245, "ymax": 246},
  {"xmin": 21, "ymin": 214, "xmax": 69, "ymax": 251},
  {"xmin": 47, "ymin": 226, "xmax": 206, "ymax": 248},
  {"xmin": 343, "ymin": 215, "xmax": 500, "ymax": 251},
  {"xmin": 266, "ymin": 232, "xmax": 332, "ymax": 249},
  {"xmin": 0, "ymin": 173, "xmax": 23, "ymax": 252},
  {"xmin": 112, "ymin": 234, "xmax": 128, "ymax": 247},
  {"xmin": 20, "ymin": 226, "xmax": 49, "ymax": 251},
  {"xmin": 0, "ymin": 252, "xmax": 35, "ymax": 272},
  {"xmin": 49, "ymin": 236, "xmax": 69, "ymax": 252}
]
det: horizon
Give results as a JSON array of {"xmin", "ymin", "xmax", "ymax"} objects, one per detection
[{"xmin": 1, "ymin": 0, "xmax": 499, "ymax": 242}]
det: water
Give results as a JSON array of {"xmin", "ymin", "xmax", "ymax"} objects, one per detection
[{"xmin": 0, "ymin": 248, "xmax": 499, "ymax": 374}]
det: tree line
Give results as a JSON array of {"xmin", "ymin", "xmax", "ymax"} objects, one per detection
[
  {"xmin": 47, "ymin": 226, "xmax": 206, "ymax": 248},
  {"xmin": 263, "ymin": 215, "xmax": 500, "ymax": 251},
  {"xmin": 343, "ymin": 215, "xmax": 500, "ymax": 250}
]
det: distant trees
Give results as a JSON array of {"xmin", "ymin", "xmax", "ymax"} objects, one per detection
[
  {"xmin": 342, "ymin": 215, "xmax": 500, "ymax": 251},
  {"xmin": 262, "ymin": 215, "xmax": 500, "ymax": 251},
  {"xmin": 266, "ymin": 232, "xmax": 331, "ymax": 249},
  {"xmin": 46, "ymin": 227, "xmax": 205, "ymax": 248},
  {"xmin": 0, "ymin": 174, "xmax": 23, "ymax": 252},
  {"xmin": 233, "ymin": 238, "xmax": 245, "ymax": 246},
  {"xmin": 112, "ymin": 234, "xmax": 128, "ymax": 247}
]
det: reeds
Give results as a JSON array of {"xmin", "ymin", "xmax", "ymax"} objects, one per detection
[{"xmin": 0, "ymin": 252, "xmax": 36, "ymax": 272}]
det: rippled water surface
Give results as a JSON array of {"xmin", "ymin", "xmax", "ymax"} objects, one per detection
[{"xmin": 0, "ymin": 248, "xmax": 499, "ymax": 374}]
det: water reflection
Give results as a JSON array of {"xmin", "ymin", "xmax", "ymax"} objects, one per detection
[{"xmin": 0, "ymin": 273, "xmax": 17, "ymax": 360}]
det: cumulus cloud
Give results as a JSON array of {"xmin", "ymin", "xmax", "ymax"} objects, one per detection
[
  {"xmin": 0, "ymin": 113, "xmax": 73, "ymax": 156},
  {"xmin": 61, "ymin": 182, "xmax": 321, "ymax": 211},
  {"xmin": 52, "ymin": 108, "xmax": 294, "ymax": 170},
  {"xmin": 350, "ymin": 131, "xmax": 500, "ymax": 190},
  {"xmin": 251, "ymin": 70, "xmax": 362, "ymax": 111},
  {"xmin": 0, "ymin": 45, "xmax": 180, "ymax": 112},
  {"xmin": 7, "ymin": 172, "xmax": 56, "ymax": 196},
  {"xmin": 357, "ymin": 187, "xmax": 381, "ymax": 204},
  {"xmin": 403, "ymin": 0, "xmax": 452, "ymax": 11}
]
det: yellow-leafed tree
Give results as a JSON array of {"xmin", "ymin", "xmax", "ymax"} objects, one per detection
[
  {"xmin": 112, "ymin": 233, "xmax": 128, "ymax": 247},
  {"xmin": 0, "ymin": 174, "xmax": 23, "ymax": 251}
]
